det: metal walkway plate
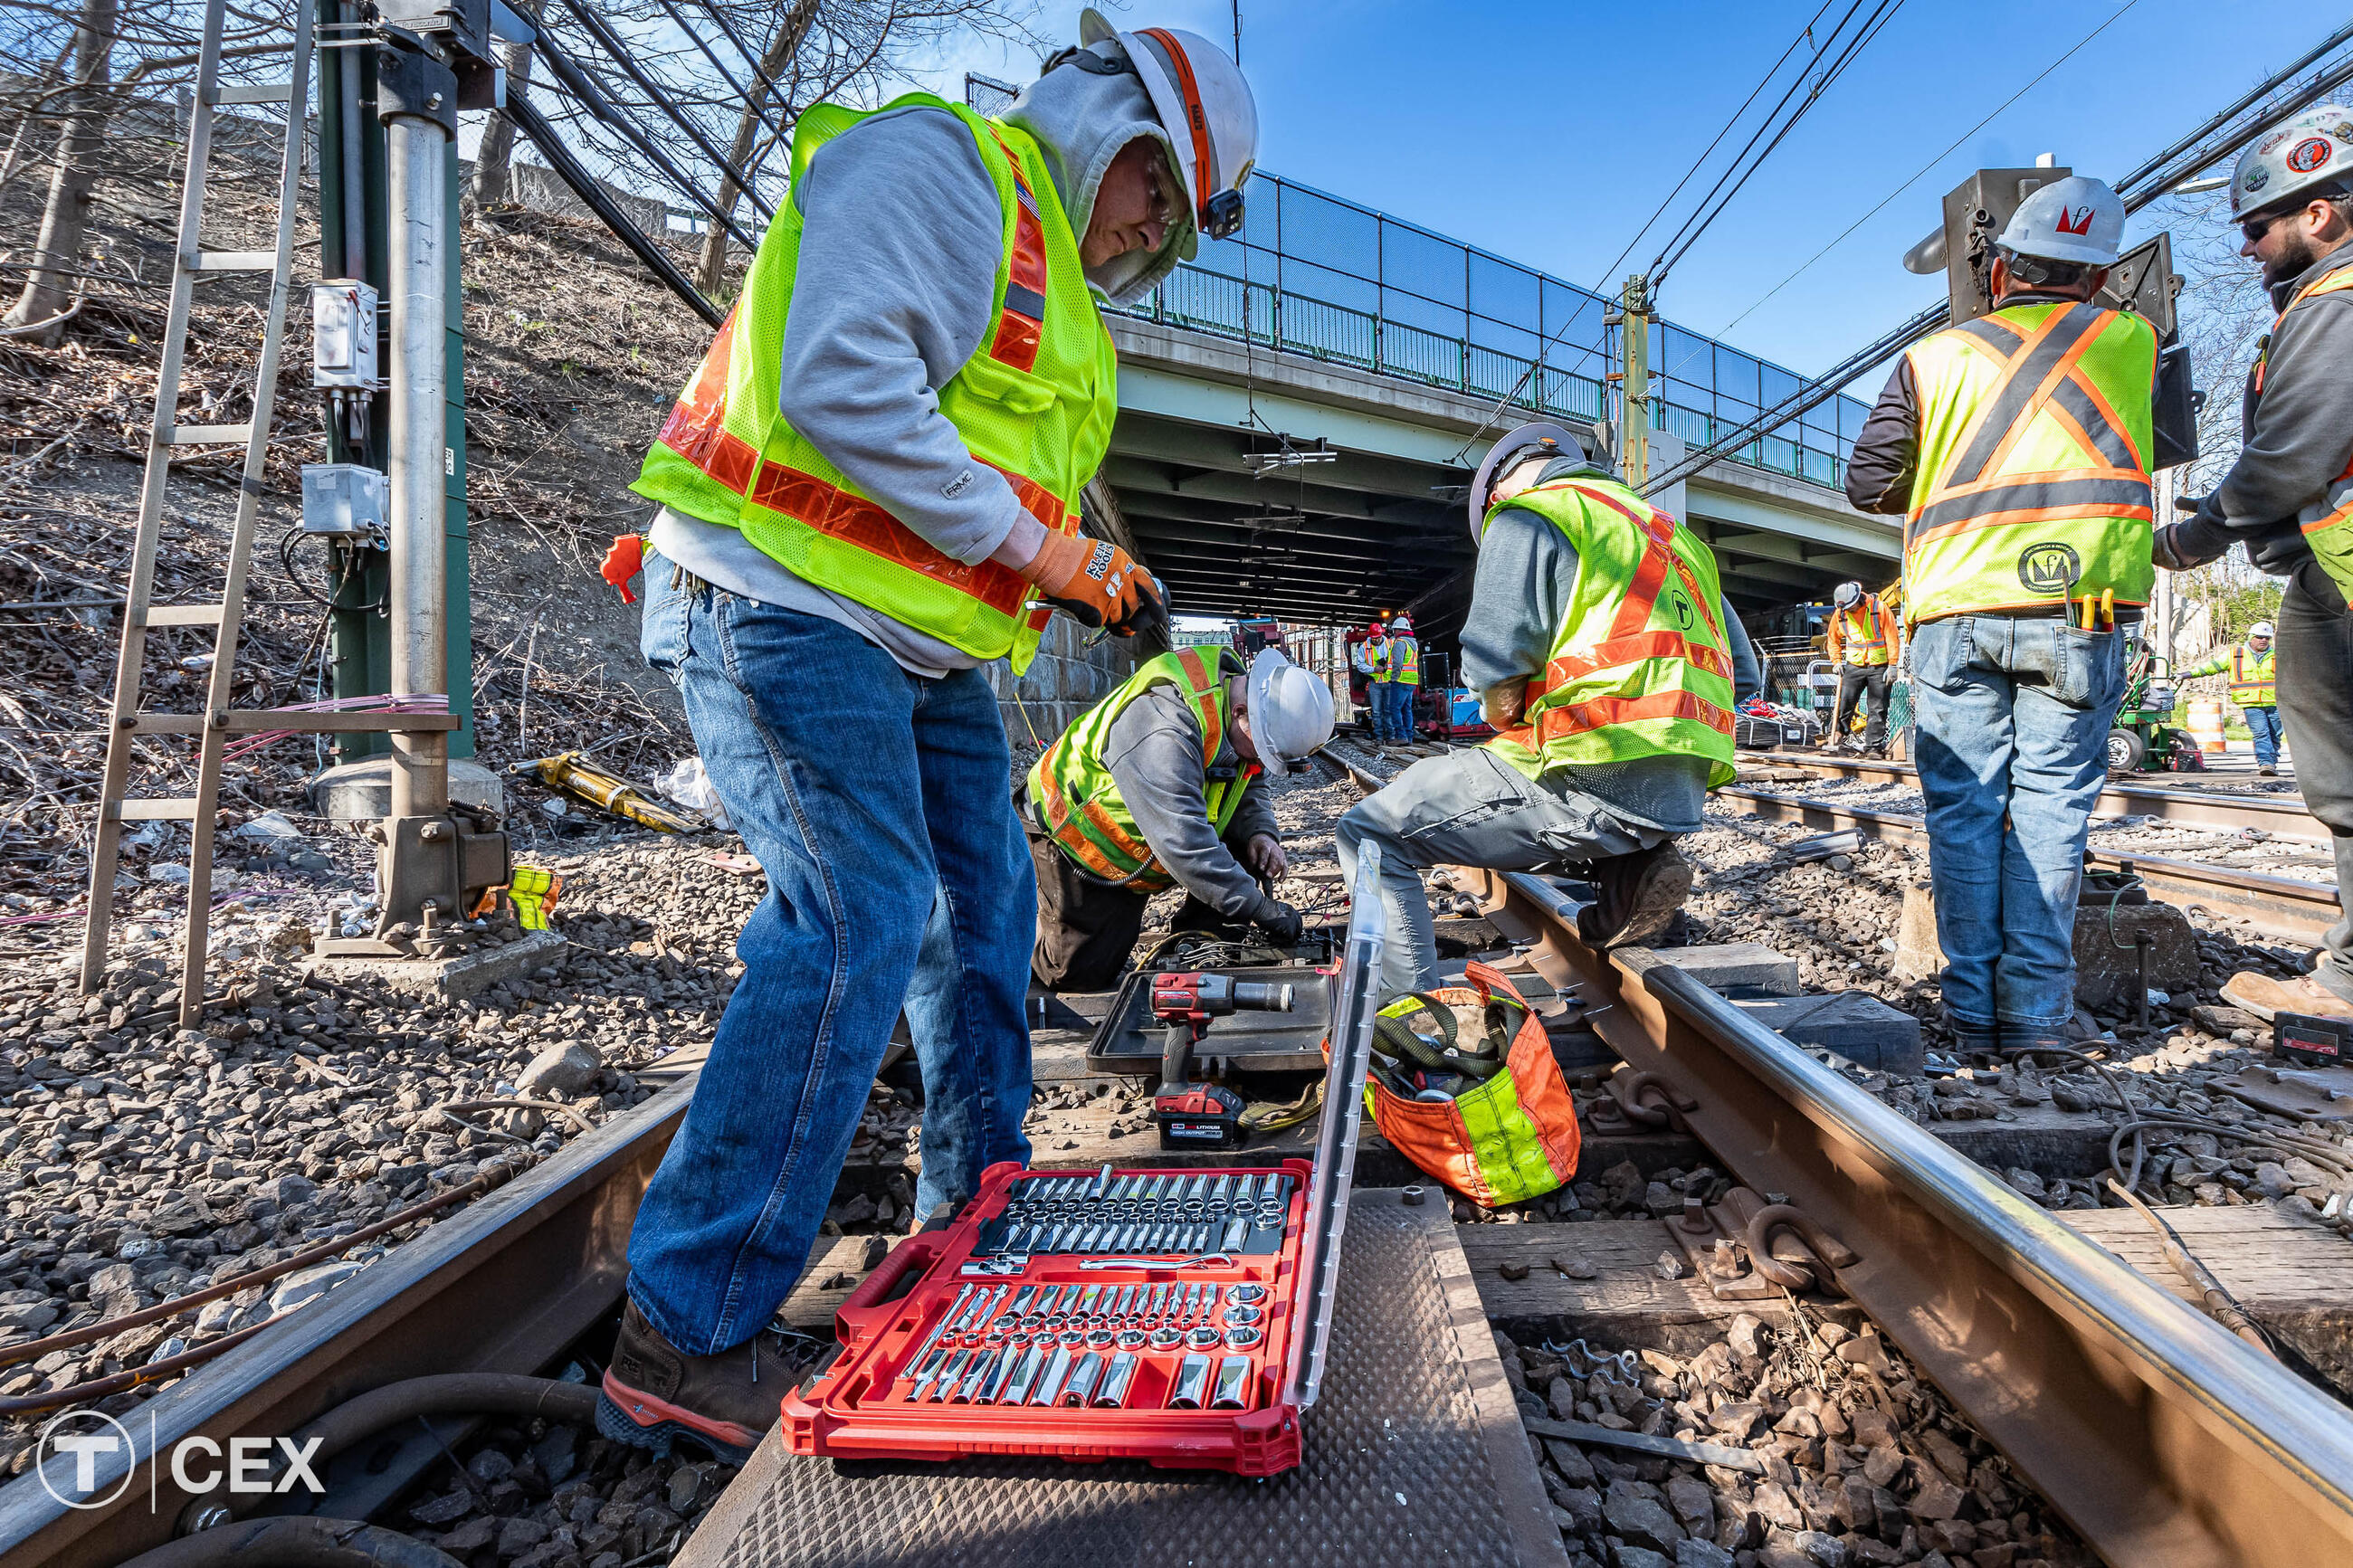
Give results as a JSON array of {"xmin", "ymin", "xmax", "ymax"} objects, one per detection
[{"xmin": 681, "ymin": 1191, "xmax": 1567, "ymax": 1568}]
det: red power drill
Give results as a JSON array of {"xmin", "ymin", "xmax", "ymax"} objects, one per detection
[{"xmin": 1149, "ymin": 971, "xmax": 1296, "ymax": 1149}]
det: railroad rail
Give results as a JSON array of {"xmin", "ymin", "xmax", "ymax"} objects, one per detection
[
  {"xmin": 0, "ymin": 1082, "xmax": 693, "ymax": 1568},
  {"xmin": 1739, "ymin": 752, "xmax": 2328, "ymax": 843},
  {"xmin": 1452, "ymin": 861, "xmax": 2353, "ymax": 1566},
  {"xmin": 1717, "ymin": 785, "xmax": 2344, "ymax": 943}
]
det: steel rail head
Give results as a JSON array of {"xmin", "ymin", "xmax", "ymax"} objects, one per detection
[{"xmin": 1630, "ymin": 953, "xmax": 2353, "ymax": 1560}]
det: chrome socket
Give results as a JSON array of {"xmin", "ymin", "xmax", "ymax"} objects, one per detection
[
  {"xmin": 1031, "ymin": 1345, "xmax": 1075, "ymax": 1407},
  {"xmin": 1061, "ymin": 1351, "xmax": 1105, "ymax": 1406},
  {"xmin": 1168, "ymin": 1352, "xmax": 1212, "ymax": 1409},
  {"xmin": 1001, "ymin": 1344, "xmax": 1044, "ymax": 1405},
  {"xmin": 952, "ymin": 1348, "xmax": 996, "ymax": 1402},
  {"xmin": 1212, "ymin": 1354, "xmax": 1253, "ymax": 1411},
  {"xmin": 929, "ymin": 1347, "xmax": 972, "ymax": 1402},
  {"xmin": 1096, "ymin": 1350, "xmax": 1139, "ymax": 1408}
]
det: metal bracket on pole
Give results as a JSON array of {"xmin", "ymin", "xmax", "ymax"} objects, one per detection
[{"xmin": 1617, "ymin": 273, "xmax": 1652, "ymax": 494}]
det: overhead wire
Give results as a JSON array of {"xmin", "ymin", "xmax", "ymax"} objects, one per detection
[
  {"xmin": 1647, "ymin": 0, "xmax": 1910, "ymax": 286},
  {"xmin": 554, "ymin": 0, "xmax": 776, "ymax": 222},
  {"xmin": 1717, "ymin": 0, "xmax": 2147, "ymax": 337},
  {"xmin": 1640, "ymin": 24, "xmax": 2353, "ymax": 499}
]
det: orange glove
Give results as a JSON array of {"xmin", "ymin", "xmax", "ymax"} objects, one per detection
[
  {"xmin": 1026, "ymin": 530, "xmax": 1163, "ymax": 634},
  {"xmin": 602, "ymin": 534, "xmax": 646, "ymax": 605}
]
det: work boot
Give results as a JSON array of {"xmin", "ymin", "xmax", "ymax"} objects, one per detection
[
  {"xmin": 597, "ymin": 1299, "xmax": 809, "ymax": 1463},
  {"xmin": 1576, "ymin": 842, "xmax": 1692, "ymax": 949},
  {"xmin": 2221, "ymin": 971, "xmax": 2353, "ymax": 1023},
  {"xmin": 2258, "ymin": 765, "xmax": 2279, "ymax": 776}
]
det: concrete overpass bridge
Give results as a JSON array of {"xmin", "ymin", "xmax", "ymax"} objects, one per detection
[{"xmin": 1086, "ymin": 172, "xmax": 1899, "ymax": 645}]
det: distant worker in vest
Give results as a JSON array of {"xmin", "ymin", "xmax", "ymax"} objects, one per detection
[
  {"xmin": 1381, "ymin": 613, "xmax": 1423, "ymax": 744},
  {"xmin": 2178, "ymin": 622, "xmax": 2282, "ymax": 774},
  {"xmin": 1337, "ymin": 424, "xmax": 1759, "ymax": 996},
  {"xmin": 1025, "ymin": 646, "xmax": 1334, "ymax": 991},
  {"xmin": 2149, "ymin": 108, "xmax": 2353, "ymax": 1023},
  {"xmin": 1845, "ymin": 176, "xmax": 2157, "ymax": 1055},
  {"xmin": 1824, "ymin": 580, "xmax": 1900, "ymax": 755},
  {"xmin": 1353, "ymin": 622, "xmax": 1390, "ymax": 733},
  {"xmin": 602, "ymin": 14, "xmax": 1256, "ymax": 1461}
]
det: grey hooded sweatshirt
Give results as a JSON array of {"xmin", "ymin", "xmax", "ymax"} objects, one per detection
[{"xmin": 651, "ymin": 40, "xmax": 1192, "ymax": 674}]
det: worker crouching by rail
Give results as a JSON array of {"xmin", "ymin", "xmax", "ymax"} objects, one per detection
[
  {"xmin": 597, "ymin": 12, "xmax": 1257, "ymax": 1463},
  {"xmin": 1024, "ymin": 646, "xmax": 1334, "ymax": 992},
  {"xmin": 1337, "ymin": 423, "xmax": 1758, "ymax": 997},
  {"xmin": 2153, "ymin": 109, "xmax": 2353, "ymax": 1022},
  {"xmin": 1824, "ymin": 580, "xmax": 1900, "ymax": 755},
  {"xmin": 1846, "ymin": 176, "xmax": 2157, "ymax": 1055}
]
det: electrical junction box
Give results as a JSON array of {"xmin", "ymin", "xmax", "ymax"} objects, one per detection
[
  {"xmin": 302, "ymin": 463, "xmax": 388, "ymax": 539},
  {"xmin": 312, "ymin": 280, "xmax": 378, "ymax": 389}
]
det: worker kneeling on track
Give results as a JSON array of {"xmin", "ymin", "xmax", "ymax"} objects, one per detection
[
  {"xmin": 1846, "ymin": 176, "xmax": 2157, "ymax": 1055},
  {"xmin": 597, "ymin": 11, "xmax": 1255, "ymax": 1464},
  {"xmin": 1337, "ymin": 423, "xmax": 1759, "ymax": 999},
  {"xmin": 1025, "ymin": 645, "xmax": 1334, "ymax": 993}
]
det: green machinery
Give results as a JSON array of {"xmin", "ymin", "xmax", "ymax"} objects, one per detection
[{"xmin": 2108, "ymin": 633, "xmax": 2201, "ymax": 774}]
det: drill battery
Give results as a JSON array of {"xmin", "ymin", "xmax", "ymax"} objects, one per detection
[{"xmin": 2274, "ymin": 1011, "xmax": 2353, "ymax": 1069}]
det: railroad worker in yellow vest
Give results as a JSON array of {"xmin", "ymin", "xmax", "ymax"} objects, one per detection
[
  {"xmin": 1354, "ymin": 622, "xmax": 1391, "ymax": 735},
  {"xmin": 1337, "ymin": 424, "xmax": 1759, "ymax": 997},
  {"xmin": 1823, "ymin": 581, "xmax": 1900, "ymax": 755},
  {"xmin": 1845, "ymin": 176, "xmax": 2156, "ymax": 1056},
  {"xmin": 1379, "ymin": 613, "xmax": 1422, "ymax": 745},
  {"xmin": 1024, "ymin": 647, "xmax": 1334, "ymax": 991},
  {"xmin": 602, "ymin": 14, "xmax": 1258, "ymax": 1462},
  {"xmin": 2150, "ymin": 108, "xmax": 2353, "ymax": 1023},
  {"xmin": 2179, "ymin": 622, "xmax": 2282, "ymax": 774}
]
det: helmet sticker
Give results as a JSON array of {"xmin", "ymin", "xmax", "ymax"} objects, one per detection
[
  {"xmin": 2330, "ymin": 121, "xmax": 2353, "ymax": 141},
  {"xmin": 2287, "ymin": 137, "xmax": 2334, "ymax": 174},
  {"xmin": 2259, "ymin": 130, "xmax": 2291, "ymax": 155},
  {"xmin": 2243, "ymin": 167, "xmax": 2270, "ymax": 193},
  {"xmin": 2016, "ymin": 543, "xmax": 2083, "ymax": 594}
]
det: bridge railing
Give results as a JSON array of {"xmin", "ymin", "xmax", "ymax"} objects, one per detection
[{"xmin": 1115, "ymin": 171, "xmax": 1866, "ymax": 494}]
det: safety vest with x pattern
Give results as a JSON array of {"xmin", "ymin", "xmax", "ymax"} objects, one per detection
[
  {"xmin": 1483, "ymin": 477, "xmax": 1738, "ymax": 788},
  {"xmin": 1900, "ymin": 301, "xmax": 2157, "ymax": 625},
  {"xmin": 1832, "ymin": 600, "xmax": 1896, "ymax": 666},
  {"xmin": 2253, "ymin": 265, "xmax": 2353, "ymax": 599},
  {"xmin": 630, "ymin": 93, "xmax": 1118, "ymax": 675},
  {"xmin": 1029, "ymin": 647, "xmax": 1261, "ymax": 890}
]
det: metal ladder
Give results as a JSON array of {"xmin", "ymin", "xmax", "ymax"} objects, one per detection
[{"xmin": 78, "ymin": 0, "xmax": 452, "ymax": 1024}]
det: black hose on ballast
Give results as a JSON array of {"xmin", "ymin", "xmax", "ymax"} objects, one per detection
[{"xmin": 111, "ymin": 1517, "xmax": 462, "ymax": 1568}]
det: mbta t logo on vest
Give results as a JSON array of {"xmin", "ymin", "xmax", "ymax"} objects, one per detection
[
  {"xmin": 1661, "ymin": 587, "xmax": 1696, "ymax": 632},
  {"xmin": 2016, "ymin": 542, "xmax": 2084, "ymax": 595}
]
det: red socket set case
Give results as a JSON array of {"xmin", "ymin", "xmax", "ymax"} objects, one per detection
[{"xmin": 779, "ymin": 860, "xmax": 1388, "ymax": 1478}]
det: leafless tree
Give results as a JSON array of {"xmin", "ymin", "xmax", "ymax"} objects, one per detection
[
  {"xmin": 472, "ymin": 0, "xmax": 544, "ymax": 209},
  {"xmin": 5, "ymin": 0, "xmax": 119, "ymax": 344}
]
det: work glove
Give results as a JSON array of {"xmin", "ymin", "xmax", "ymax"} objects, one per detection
[
  {"xmin": 2150, "ymin": 520, "xmax": 2209, "ymax": 574},
  {"xmin": 1244, "ymin": 832, "xmax": 1289, "ymax": 879},
  {"xmin": 1254, "ymin": 901, "xmax": 1304, "ymax": 946},
  {"xmin": 1026, "ymin": 530, "xmax": 1165, "ymax": 636}
]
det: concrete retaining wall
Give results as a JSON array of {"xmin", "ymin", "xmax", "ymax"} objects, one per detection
[{"xmin": 987, "ymin": 619, "xmax": 1142, "ymax": 752}]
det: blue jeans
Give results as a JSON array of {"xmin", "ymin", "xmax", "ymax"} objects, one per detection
[
  {"xmin": 1374, "ymin": 682, "xmax": 1412, "ymax": 741},
  {"xmin": 2243, "ymin": 705, "xmax": 2282, "ymax": 768},
  {"xmin": 629, "ymin": 552, "xmax": 1033, "ymax": 1354},
  {"xmin": 1910, "ymin": 615, "xmax": 2127, "ymax": 1042}
]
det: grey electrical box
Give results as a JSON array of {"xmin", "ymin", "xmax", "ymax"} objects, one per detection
[
  {"xmin": 1941, "ymin": 166, "xmax": 2071, "ymax": 325},
  {"xmin": 302, "ymin": 463, "xmax": 388, "ymax": 538},
  {"xmin": 312, "ymin": 280, "xmax": 378, "ymax": 389},
  {"xmin": 2098, "ymin": 231, "xmax": 2181, "ymax": 345}
]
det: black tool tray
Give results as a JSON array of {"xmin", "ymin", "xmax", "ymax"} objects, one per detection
[{"xmin": 1085, "ymin": 965, "xmax": 1333, "ymax": 1077}]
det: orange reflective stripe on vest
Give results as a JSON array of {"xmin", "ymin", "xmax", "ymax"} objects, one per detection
[
  {"xmin": 980, "ymin": 125, "xmax": 1048, "ymax": 373},
  {"xmin": 1038, "ymin": 646, "xmax": 1235, "ymax": 889},
  {"xmin": 1910, "ymin": 305, "xmax": 2153, "ymax": 546}
]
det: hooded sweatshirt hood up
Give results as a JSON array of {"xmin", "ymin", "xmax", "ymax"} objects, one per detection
[{"xmin": 1005, "ymin": 37, "xmax": 1193, "ymax": 302}]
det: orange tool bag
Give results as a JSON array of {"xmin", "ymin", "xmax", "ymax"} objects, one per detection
[{"xmin": 1361, "ymin": 961, "xmax": 1580, "ymax": 1206}]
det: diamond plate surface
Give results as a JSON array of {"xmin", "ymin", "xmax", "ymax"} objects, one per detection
[{"xmin": 689, "ymin": 1193, "xmax": 1566, "ymax": 1568}]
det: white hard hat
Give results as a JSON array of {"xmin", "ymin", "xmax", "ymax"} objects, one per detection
[
  {"xmin": 1833, "ymin": 581, "xmax": 1862, "ymax": 609},
  {"xmin": 1391, "ymin": 613, "xmax": 1413, "ymax": 632},
  {"xmin": 1079, "ymin": 10, "xmax": 1257, "ymax": 242},
  {"xmin": 1996, "ymin": 175, "xmax": 2126, "ymax": 267},
  {"xmin": 2231, "ymin": 107, "xmax": 2353, "ymax": 221},
  {"xmin": 2250, "ymin": 621, "xmax": 2276, "ymax": 640},
  {"xmin": 1246, "ymin": 649, "xmax": 1333, "ymax": 775}
]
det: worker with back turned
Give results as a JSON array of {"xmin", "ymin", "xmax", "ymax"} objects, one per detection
[
  {"xmin": 1025, "ymin": 646, "xmax": 1334, "ymax": 992},
  {"xmin": 599, "ymin": 13, "xmax": 1256, "ymax": 1462},
  {"xmin": 2149, "ymin": 109, "xmax": 2353, "ymax": 1024},
  {"xmin": 1337, "ymin": 423, "xmax": 1759, "ymax": 997},
  {"xmin": 2177, "ymin": 621, "xmax": 2281, "ymax": 774},
  {"xmin": 1824, "ymin": 579, "xmax": 1900, "ymax": 755},
  {"xmin": 1382, "ymin": 612, "xmax": 1422, "ymax": 744},
  {"xmin": 1845, "ymin": 176, "xmax": 2157, "ymax": 1056}
]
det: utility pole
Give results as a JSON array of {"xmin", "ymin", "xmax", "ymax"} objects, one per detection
[{"xmin": 1619, "ymin": 272, "xmax": 1653, "ymax": 491}]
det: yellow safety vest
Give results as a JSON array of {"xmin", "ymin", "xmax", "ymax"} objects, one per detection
[
  {"xmin": 1901, "ymin": 301, "xmax": 2157, "ymax": 625},
  {"xmin": 2258, "ymin": 268, "xmax": 2353, "ymax": 598},
  {"xmin": 1027, "ymin": 647, "xmax": 1259, "ymax": 890},
  {"xmin": 1833, "ymin": 602, "xmax": 1894, "ymax": 666},
  {"xmin": 1483, "ymin": 476, "xmax": 1737, "ymax": 787},
  {"xmin": 631, "ymin": 93, "xmax": 1119, "ymax": 674},
  {"xmin": 1391, "ymin": 636, "xmax": 1421, "ymax": 685}
]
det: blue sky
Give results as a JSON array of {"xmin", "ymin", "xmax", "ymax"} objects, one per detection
[{"xmin": 929, "ymin": 0, "xmax": 2304, "ymax": 385}]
